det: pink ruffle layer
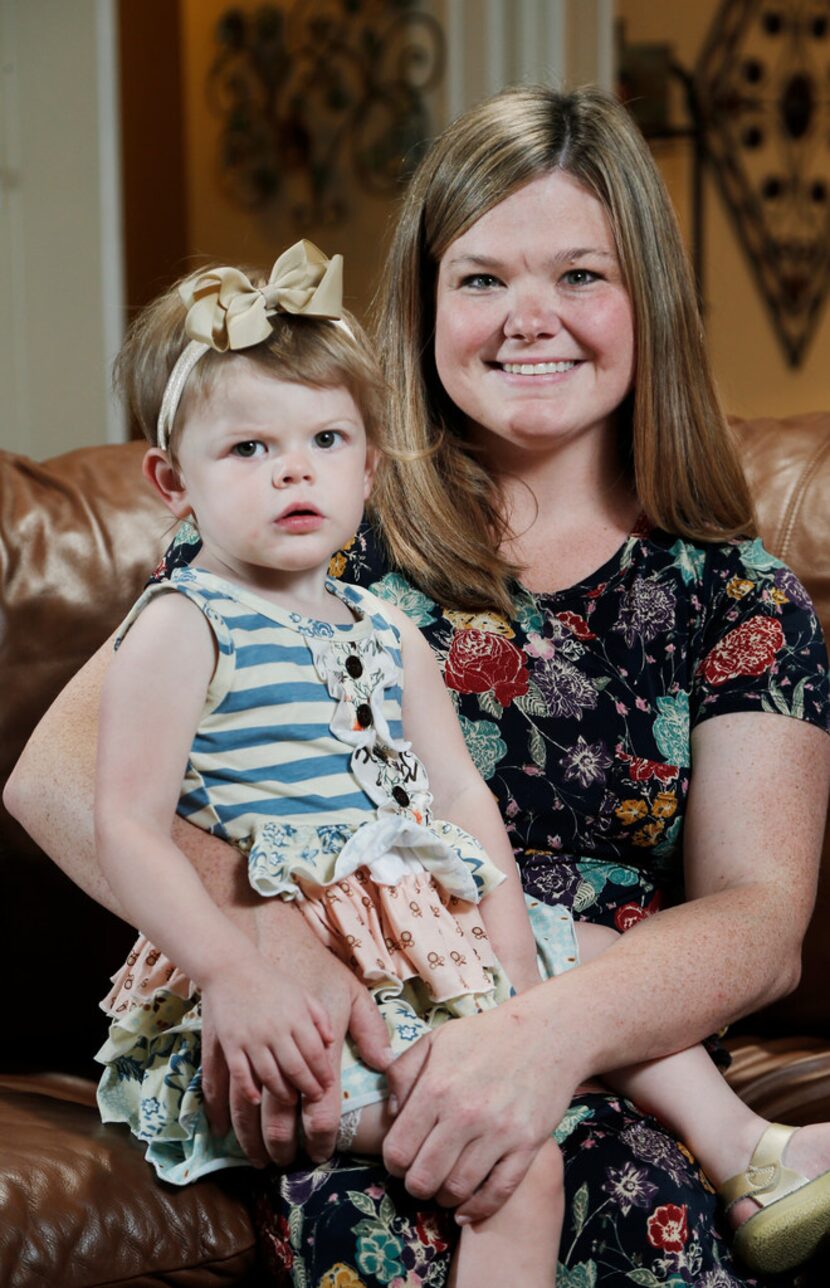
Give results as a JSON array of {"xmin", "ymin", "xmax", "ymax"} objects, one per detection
[
  {"xmin": 299, "ymin": 866, "xmax": 497, "ymax": 1002},
  {"xmin": 103, "ymin": 866, "xmax": 497, "ymax": 1018},
  {"xmin": 102, "ymin": 939, "xmax": 193, "ymax": 1015}
]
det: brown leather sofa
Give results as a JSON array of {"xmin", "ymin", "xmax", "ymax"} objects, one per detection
[{"xmin": 1, "ymin": 415, "xmax": 829, "ymax": 1287}]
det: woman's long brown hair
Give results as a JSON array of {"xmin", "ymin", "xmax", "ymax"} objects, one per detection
[{"xmin": 370, "ymin": 85, "xmax": 755, "ymax": 612}]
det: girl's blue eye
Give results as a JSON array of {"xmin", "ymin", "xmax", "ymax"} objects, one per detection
[
  {"xmin": 314, "ymin": 429, "xmax": 343, "ymax": 449},
  {"xmin": 231, "ymin": 440, "xmax": 265, "ymax": 458}
]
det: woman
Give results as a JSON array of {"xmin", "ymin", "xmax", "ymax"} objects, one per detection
[{"xmin": 6, "ymin": 85, "xmax": 830, "ymax": 1286}]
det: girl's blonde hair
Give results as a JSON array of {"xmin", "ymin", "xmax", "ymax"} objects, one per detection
[
  {"xmin": 115, "ymin": 268, "xmax": 387, "ymax": 461},
  {"xmin": 371, "ymin": 84, "xmax": 756, "ymax": 612}
]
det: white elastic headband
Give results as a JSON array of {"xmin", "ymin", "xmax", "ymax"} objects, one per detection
[{"xmin": 157, "ymin": 341, "xmax": 210, "ymax": 451}]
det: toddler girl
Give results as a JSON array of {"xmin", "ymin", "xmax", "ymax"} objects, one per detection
[{"xmin": 94, "ymin": 241, "xmax": 830, "ymax": 1283}]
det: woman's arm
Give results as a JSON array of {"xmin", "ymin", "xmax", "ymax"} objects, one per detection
[
  {"xmin": 3, "ymin": 627, "xmax": 391, "ymax": 1165},
  {"xmin": 393, "ymin": 606, "xmax": 540, "ymax": 991},
  {"xmin": 4, "ymin": 637, "xmax": 125, "ymax": 912},
  {"xmin": 381, "ymin": 711, "xmax": 830, "ymax": 1221}
]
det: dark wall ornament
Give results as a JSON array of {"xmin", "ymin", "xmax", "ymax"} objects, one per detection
[
  {"xmin": 695, "ymin": 0, "xmax": 830, "ymax": 367},
  {"xmin": 209, "ymin": 1, "xmax": 444, "ymax": 227}
]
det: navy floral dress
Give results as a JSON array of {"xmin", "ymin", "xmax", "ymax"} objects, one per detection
[{"xmin": 155, "ymin": 517, "xmax": 829, "ymax": 1288}]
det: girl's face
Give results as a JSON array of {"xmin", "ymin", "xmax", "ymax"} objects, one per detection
[
  {"xmin": 434, "ymin": 170, "xmax": 636, "ymax": 466},
  {"xmin": 151, "ymin": 364, "xmax": 373, "ymax": 598}
]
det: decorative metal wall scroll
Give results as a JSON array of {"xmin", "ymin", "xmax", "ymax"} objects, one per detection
[
  {"xmin": 209, "ymin": 1, "xmax": 444, "ymax": 226},
  {"xmin": 695, "ymin": 0, "xmax": 830, "ymax": 367}
]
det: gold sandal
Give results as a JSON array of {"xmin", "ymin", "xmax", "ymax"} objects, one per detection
[{"xmin": 720, "ymin": 1122, "xmax": 830, "ymax": 1275}]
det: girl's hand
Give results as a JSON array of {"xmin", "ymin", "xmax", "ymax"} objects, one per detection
[
  {"xmin": 201, "ymin": 948, "xmax": 336, "ymax": 1111},
  {"xmin": 201, "ymin": 900, "xmax": 394, "ymax": 1168},
  {"xmin": 382, "ymin": 991, "xmax": 580, "ymax": 1224}
]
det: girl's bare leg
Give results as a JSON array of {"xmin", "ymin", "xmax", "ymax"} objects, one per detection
[
  {"xmin": 577, "ymin": 923, "xmax": 830, "ymax": 1228},
  {"xmin": 350, "ymin": 1106, "xmax": 563, "ymax": 1287},
  {"xmin": 451, "ymin": 1138, "xmax": 562, "ymax": 1288}
]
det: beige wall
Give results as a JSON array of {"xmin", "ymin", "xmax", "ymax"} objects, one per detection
[
  {"xmin": 617, "ymin": 0, "xmax": 830, "ymax": 417},
  {"xmin": 0, "ymin": 0, "xmax": 124, "ymax": 458}
]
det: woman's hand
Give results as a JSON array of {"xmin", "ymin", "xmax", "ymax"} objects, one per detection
[{"xmin": 383, "ymin": 988, "xmax": 578, "ymax": 1224}]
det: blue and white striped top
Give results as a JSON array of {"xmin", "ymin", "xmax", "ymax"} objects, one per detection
[{"xmin": 117, "ymin": 567, "xmax": 406, "ymax": 836}]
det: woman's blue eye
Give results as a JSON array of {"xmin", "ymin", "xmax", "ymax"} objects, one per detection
[
  {"xmin": 231, "ymin": 440, "xmax": 265, "ymax": 458},
  {"xmin": 314, "ymin": 429, "xmax": 343, "ymax": 449},
  {"xmin": 461, "ymin": 273, "xmax": 501, "ymax": 290},
  {"xmin": 562, "ymin": 269, "xmax": 599, "ymax": 286}
]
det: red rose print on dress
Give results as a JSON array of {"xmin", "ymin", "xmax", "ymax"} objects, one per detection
[
  {"xmin": 444, "ymin": 629, "xmax": 530, "ymax": 707},
  {"xmin": 646, "ymin": 1202, "xmax": 689, "ymax": 1252},
  {"xmin": 614, "ymin": 892, "xmax": 662, "ymax": 932},
  {"xmin": 415, "ymin": 1211, "xmax": 450, "ymax": 1253},
  {"xmin": 555, "ymin": 611, "xmax": 597, "ymax": 640},
  {"xmin": 618, "ymin": 752, "xmax": 679, "ymax": 784},
  {"xmin": 262, "ymin": 1214, "xmax": 294, "ymax": 1272},
  {"xmin": 700, "ymin": 615, "xmax": 784, "ymax": 686}
]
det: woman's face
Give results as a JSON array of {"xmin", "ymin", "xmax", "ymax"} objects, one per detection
[{"xmin": 434, "ymin": 170, "xmax": 635, "ymax": 462}]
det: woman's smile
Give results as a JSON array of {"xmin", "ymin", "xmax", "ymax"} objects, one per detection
[{"xmin": 498, "ymin": 360, "xmax": 579, "ymax": 376}]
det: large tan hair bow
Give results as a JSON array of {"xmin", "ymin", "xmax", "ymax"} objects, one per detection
[
  {"xmin": 156, "ymin": 240, "xmax": 343, "ymax": 449},
  {"xmin": 180, "ymin": 240, "xmax": 344, "ymax": 351}
]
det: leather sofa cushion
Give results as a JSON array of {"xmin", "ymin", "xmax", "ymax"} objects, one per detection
[
  {"xmin": 0, "ymin": 1077, "xmax": 256, "ymax": 1287},
  {"xmin": 732, "ymin": 413, "xmax": 830, "ymax": 633}
]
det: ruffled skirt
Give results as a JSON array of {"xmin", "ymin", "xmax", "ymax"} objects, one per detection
[{"xmin": 97, "ymin": 816, "xmax": 577, "ymax": 1185}]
